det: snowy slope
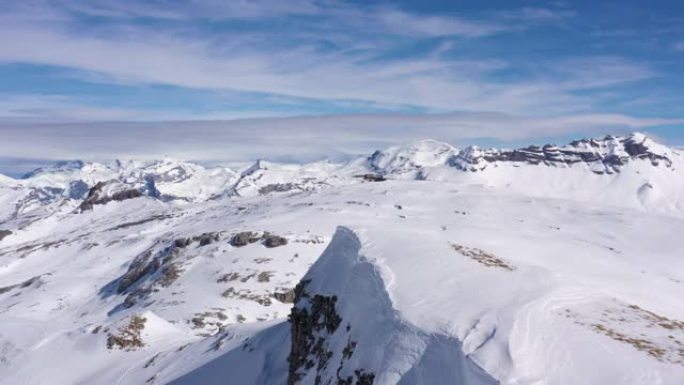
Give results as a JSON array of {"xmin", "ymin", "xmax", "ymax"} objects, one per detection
[
  {"xmin": 0, "ymin": 132, "xmax": 682, "ymax": 385},
  {"xmin": 119, "ymin": 158, "xmax": 237, "ymax": 202},
  {"xmin": 367, "ymin": 139, "xmax": 456, "ymax": 178}
]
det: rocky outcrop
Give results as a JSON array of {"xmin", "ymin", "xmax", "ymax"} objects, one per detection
[
  {"xmin": 355, "ymin": 174, "xmax": 386, "ymax": 182},
  {"xmin": 116, "ymin": 232, "xmax": 221, "ymax": 307},
  {"xmin": 0, "ymin": 274, "xmax": 47, "ymax": 295},
  {"xmin": 449, "ymin": 133, "xmax": 674, "ymax": 174},
  {"xmin": 106, "ymin": 315, "xmax": 147, "ymax": 351},
  {"xmin": 288, "ymin": 280, "xmax": 350, "ymax": 385},
  {"xmin": 77, "ymin": 180, "xmax": 144, "ymax": 212},
  {"xmin": 230, "ymin": 231, "xmax": 288, "ymax": 248},
  {"xmin": 117, "ymin": 250, "xmax": 158, "ymax": 294},
  {"xmin": 68, "ymin": 180, "xmax": 90, "ymax": 199},
  {"xmin": 230, "ymin": 231, "xmax": 262, "ymax": 247},
  {"xmin": 258, "ymin": 183, "xmax": 300, "ymax": 195},
  {"xmin": 273, "ymin": 288, "xmax": 296, "ymax": 303},
  {"xmin": 286, "ymin": 228, "xmax": 376, "ymax": 385},
  {"xmin": 174, "ymin": 232, "xmax": 221, "ymax": 248},
  {"xmin": 0, "ymin": 230, "xmax": 11, "ymax": 242},
  {"xmin": 263, "ymin": 233, "xmax": 288, "ymax": 248},
  {"xmin": 285, "ymin": 227, "xmax": 497, "ymax": 385}
]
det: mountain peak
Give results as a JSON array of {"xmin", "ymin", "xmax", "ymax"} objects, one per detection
[
  {"xmin": 368, "ymin": 139, "xmax": 456, "ymax": 176},
  {"xmin": 450, "ymin": 132, "xmax": 674, "ymax": 173},
  {"xmin": 21, "ymin": 159, "xmax": 86, "ymax": 179}
]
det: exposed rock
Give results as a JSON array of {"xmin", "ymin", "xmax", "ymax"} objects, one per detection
[
  {"xmin": 0, "ymin": 230, "xmax": 11, "ymax": 242},
  {"xmin": 257, "ymin": 271, "xmax": 274, "ymax": 282},
  {"xmin": 217, "ymin": 272, "xmax": 240, "ymax": 283},
  {"xmin": 116, "ymin": 233, "xmax": 219, "ymax": 303},
  {"xmin": 288, "ymin": 280, "xmax": 346, "ymax": 385},
  {"xmin": 157, "ymin": 263, "xmax": 183, "ymax": 287},
  {"xmin": 67, "ymin": 180, "xmax": 90, "ymax": 199},
  {"xmin": 222, "ymin": 287, "xmax": 272, "ymax": 306},
  {"xmin": 190, "ymin": 311, "xmax": 228, "ymax": 331},
  {"xmin": 230, "ymin": 231, "xmax": 262, "ymax": 247},
  {"xmin": 262, "ymin": 233, "xmax": 288, "ymax": 248},
  {"xmin": 273, "ymin": 288, "xmax": 296, "ymax": 304},
  {"xmin": 174, "ymin": 232, "xmax": 221, "ymax": 249},
  {"xmin": 107, "ymin": 214, "xmax": 174, "ymax": 231},
  {"xmin": 196, "ymin": 232, "xmax": 220, "ymax": 246},
  {"xmin": 117, "ymin": 251, "xmax": 158, "ymax": 294},
  {"xmin": 353, "ymin": 370, "xmax": 375, "ymax": 385},
  {"xmin": 355, "ymin": 174, "xmax": 386, "ymax": 182},
  {"xmin": 173, "ymin": 237, "xmax": 193, "ymax": 249},
  {"xmin": 258, "ymin": 183, "xmax": 300, "ymax": 195},
  {"xmin": 0, "ymin": 274, "xmax": 47, "ymax": 295},
  {"xmin": 449, "ymin": 134, "xmax": 673, "ymax": 173},
  {"xmin": 230, "ymin": 231, "xmax": 288, "ymax": 248},
  {"xmin": 78, "ymin": 180, "xmax": 143, "ymax": 212},
  {"xmin": 106, "ymin": 315, "xmax": 146, "ymax": 351}
]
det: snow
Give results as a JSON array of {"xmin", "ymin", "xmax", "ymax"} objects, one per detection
[
  {"xmin": 0, "ymin": 132, "xmax": 682, "ymax": 384},
  {"xmin": 368, "ymin": 139, "xmax": 456, "ymax": 177}
]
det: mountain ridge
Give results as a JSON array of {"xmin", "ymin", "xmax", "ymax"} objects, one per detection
[
  {"xmin": 0, "ymin": 132, "xmax": 682, "ymax": 384},
  {"xmin": 0, "ymin": 132, "xmax": 681, "ymax": 226}
]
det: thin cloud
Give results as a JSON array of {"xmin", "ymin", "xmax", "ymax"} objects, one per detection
[
  {"xmin": 0, "ymin": 0, "xmax": 619, "ymax": 116},
  {"xmin": 0, "ymin": 113, "xmax": 679, "ymax": 164},
  {"xmin": 549, "ymin": 56, "xmax": 656, "ymax": 89},
  {"xmin": 0, "ymin": 19, "xmax": 653, "ymax": 116},
  {"xmin": 369, "ymin": 8, "xmax": 505, "ymax": 38}
]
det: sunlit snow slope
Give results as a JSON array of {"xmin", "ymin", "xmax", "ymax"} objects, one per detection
[{"xmin": 0, "ymin": 133, "xmax": 682, "ymax": 385}]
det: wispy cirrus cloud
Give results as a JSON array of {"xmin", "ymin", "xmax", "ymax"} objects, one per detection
[
  {"xmin": 0, "ymin": 0, "xmax": 680, "ymax": 167},
  {"xmin": 0, "ymin": 0, "xmax": 621, "ymax": 117},
  {"xmin": 0, "ymin": 5, "xmax": 650, "ymax": 117}
]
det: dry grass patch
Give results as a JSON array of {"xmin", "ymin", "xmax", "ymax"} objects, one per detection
[
  {"xmin": 107, "ymin": 315, "xmax": 146, "ymax": 351},
  {"xmin": 564, "ymin": 300, "xmax": 684, "ymax": 366},
  {"xmin": 591, "ymin": 323, "xmax": 667, "ymax": 359},
  {"xmin": 222, "ymin": 287, "xmax": 272, "ymax": 306},
  {"xmin": 450, "ymin": 243, "xmax": 515, "ymax": 271}
]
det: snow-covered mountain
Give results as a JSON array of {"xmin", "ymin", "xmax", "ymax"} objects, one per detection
[
  {"xmin": 2, "ymin": 132, "xmax": 680, "ymax": 222},
  {"xmin": 0, "ymin": 132, "xmax": 683, "ymax": 385}
]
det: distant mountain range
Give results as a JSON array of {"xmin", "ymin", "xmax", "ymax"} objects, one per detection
[{"xmin": 0, "ymin": 132, "xmax": 682, "ymax": 385}]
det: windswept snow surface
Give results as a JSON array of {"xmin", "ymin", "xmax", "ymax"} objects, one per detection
[{"xmin": 0, "ymin": 133, "xmax": 682, "ymax": 385}]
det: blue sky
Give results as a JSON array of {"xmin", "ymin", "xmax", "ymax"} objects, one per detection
[{"xmin": 0, "ymin": 0, "xmax": 683, "ymax": 167}]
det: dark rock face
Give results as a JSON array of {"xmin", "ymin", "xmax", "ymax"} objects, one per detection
[
  {"xmin": 107, "ymin": 214, "xmax": 174, "ymax": 231},
  {"xmin": 0, "ymin": 230, "xmax": 11, "ymax": 242},
  {"xmin": 117, "ymin": 251, "xmax": 158, "ymax": 294},
  {"xmin": 143, "ymin": 175, "xmax": 162, "ymax": 200},
  {"xmin": 174, "ymin": 232, "xmax": 221, "ymax": 248},
  {"xmin": 230, "ymin": 231, "xmax": 262, "ymax": 247},
  {"xmin": 0, "ymin": 274, "xmax": 47, "ymax": 295},
  {"xmin": 263, "ymin": 233, "xmax": 288, "ymax": 248},
  {"xmin": 258, "ymin": 183, "xmax": 299, "ymax": 195},
  {"xmin": 230, "ymin": 231, "xmax": 288, "ymax": 248},
  {"xmin": 68, "ymin": 180, "xmax": 90, "ymax": 199},
  {"xmin": 287, "ymin": 280, "xmax": 373, "ymax": 385},
  {"xmin": 115, "ymin": 232, "xmax": 220, "ymax": 307},
  {"xmin": 356, "ymin": 174, "xmax": 386, "ymax": 182},
  {"xmin": 78, "ymin": 181, "xmax": 143, "ymax": 212},
  {"xmin": 353, "ymin": 370, "xmax": 375, "ymax": 385},
  {"xmin": 288, "ymin": 280, "xmax": 342, "ymax": 385},
  {"xmin": 273, "ymin": 288, "xmax": 296, "ymax": 304},
  {"xmin": 450, "ymin": 134, "xmax": 673, "ymax": 173}
]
